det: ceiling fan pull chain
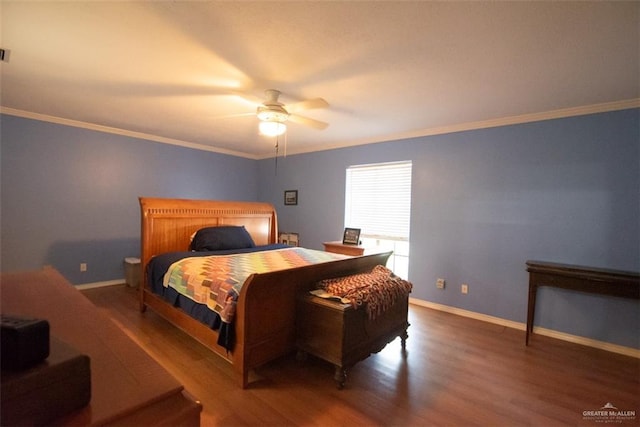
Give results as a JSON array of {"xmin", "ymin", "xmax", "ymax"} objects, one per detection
[{"xmin": 274, "ymin": 136, "xmax": 279, "ymax": 175}]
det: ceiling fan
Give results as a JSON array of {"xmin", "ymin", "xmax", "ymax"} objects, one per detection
[{"xmin": 254, "ymin": 89, "xmax": 329, "ymax": 137}]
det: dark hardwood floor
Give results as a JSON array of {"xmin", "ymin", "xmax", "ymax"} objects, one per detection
[{"xmin": 82, "ymin": 285, "xmax": 639, "ymax": 426}]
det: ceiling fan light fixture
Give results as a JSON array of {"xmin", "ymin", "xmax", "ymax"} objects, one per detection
[
  {"xmin": 256, "ymin": 107, "xmax": 289, "ymax": 123},
  {"xmin": 259, "ymin": 120, "xmax": 287, "ymax": 137}
]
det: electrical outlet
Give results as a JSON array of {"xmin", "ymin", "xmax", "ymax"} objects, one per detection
[
  {"xmin": 436, "ymin": 278, "xmax": 445, "ymax": 289},
  {"xmin": 80, "ymin": 263, "xmax": 87, "ymax": 272},
  {"xmin": 461, "ymin": 283, "xmax": 469, "ymax": 294}
]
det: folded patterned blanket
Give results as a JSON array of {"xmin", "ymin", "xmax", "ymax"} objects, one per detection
[{"xmin": 317, "ymin": 265, "xmax": 412, "ymax": 319}]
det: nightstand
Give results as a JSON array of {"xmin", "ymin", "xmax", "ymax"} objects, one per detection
[{"xmin": 322, "ymin": 241, "xmax": 365, "ymax": 256}]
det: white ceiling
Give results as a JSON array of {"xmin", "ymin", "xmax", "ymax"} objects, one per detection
[{"xmin": 1, "ymin": 1, "xmax": 638, "ymax": 159}]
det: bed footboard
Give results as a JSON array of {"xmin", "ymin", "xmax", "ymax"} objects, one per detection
[{"xmin": 234, "ymin": 251, "xmax": 393, "ymax": 388}]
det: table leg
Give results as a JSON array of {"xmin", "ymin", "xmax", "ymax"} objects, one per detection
[
  {"xmin": 334, "ymin": 366, "xmax": 346, "ymax": 390},
  {"xmin": 525, "ymin": 279, "xmax": 537, "ymax": 346}
]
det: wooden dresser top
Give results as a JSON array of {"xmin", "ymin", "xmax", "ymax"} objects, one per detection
[{"xmin": 1, "ymin": 267, "xmax": 200, "ymax": 426}]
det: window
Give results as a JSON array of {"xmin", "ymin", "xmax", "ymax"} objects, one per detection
[{"xmin": 345, "ymin": 161, "xmax": 412, "ymax": 278}]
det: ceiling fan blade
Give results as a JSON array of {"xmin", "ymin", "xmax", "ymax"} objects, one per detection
[
  {"xmin": 288, "ymin": 114, "xmax": 329, "ymax": 130},
  {"xmin": 233, "ymin": 91, "xmax": 264, "ymax": 106},
  {"xmin": 210, "ymin": 112, "xmax": 256, "ymax": 120},
  {"xmin": 286, "ymin": 97, "xmax": 329, "ymax": 113}
]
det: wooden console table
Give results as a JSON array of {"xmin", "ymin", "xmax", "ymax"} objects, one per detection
[
  {"xmin": 1, "ymin": 267, "xmax": 201, "ymax": 425},
  {"xmin": 525, "ymin": 260, "xmax": 640, "ymax": 345}
]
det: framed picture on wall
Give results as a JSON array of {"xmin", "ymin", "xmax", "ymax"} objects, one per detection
[
  {"xmin": 284, "ymin": 190, "xmax": 298, "ymax": 206},
  {"xmin": 342, "ymin": 228, "xmax": 361, "ymax": 245}
]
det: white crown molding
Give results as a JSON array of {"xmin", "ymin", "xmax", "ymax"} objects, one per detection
[
  {"xmin": 410, "ymin": 297, "xmax": 640, "ymax": 359},
  {"xmin": 3, "ymin": 99, "xmax": 639, "ymax": 160},
  {"xmin": 0, "ymin": 107, "xmax": 259, "ymax": 160},
  {"xmin": 395, "ymin": 98, "xmax": 640, "ymax": 141},
  {"xmin": 277, "ymin": 98, "xmax": 640, "ymax": 158}
]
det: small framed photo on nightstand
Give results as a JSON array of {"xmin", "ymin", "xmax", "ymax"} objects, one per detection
[
  {"xmin": 342, "ymin": 228, "xmax": 361, "ymax": 245},
  {"xmin": 284, "ymin": 190, "xmax": 298, "ymax": 206},
  {"xmin": 279, "ymin": 232, "xmax": 299, "ymax": 246}
]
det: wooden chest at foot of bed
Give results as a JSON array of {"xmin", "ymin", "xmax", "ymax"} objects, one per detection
[{"xmin": 295, "ymin": 293, "xmax": 409, "ymax": 389}]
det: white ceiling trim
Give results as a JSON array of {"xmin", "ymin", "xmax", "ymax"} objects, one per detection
[
  {"xmin": 0, "ymin": 107, "xmax": 259, "ymax": 160},
  {"xmin": 301, "ymin": 98, "xmax": 640, "ymax": 157},
  {"xmin": 3, "ymin": 99, "xmax": 638, "ymax": 160}
]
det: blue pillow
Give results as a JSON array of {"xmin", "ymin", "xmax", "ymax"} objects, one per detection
[{"xmin": 190, "ymin": 226, "xmax": 256, "ymax": 251}]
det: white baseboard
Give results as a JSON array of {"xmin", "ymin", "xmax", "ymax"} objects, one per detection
[
  {"xmin": 70, "ymin": 286, "xmax": 638, "ymax": 358},
  {"xmin": 76, "ymin": 279, "xmax": 126, "ymax": 290},
  {"xmin": 410, "ymin": 297, "xmax": 640, "ymax": 359}
]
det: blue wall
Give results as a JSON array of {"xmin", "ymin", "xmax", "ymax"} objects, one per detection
[
  {"xmin": 1, "ymin": 109, "xmax": 638, "ymax": 349},
  {"xmin": 1, "ymin": 115, "xmax": 258, "ymax": 284},
  {"xmin": 258, "ymin": 109, "xmax": 639, "ymax": 349}
]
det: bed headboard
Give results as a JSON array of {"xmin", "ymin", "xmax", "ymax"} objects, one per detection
[{"xmin": 139, "ymin": 197, "xmax": 278, "ymax": 274}]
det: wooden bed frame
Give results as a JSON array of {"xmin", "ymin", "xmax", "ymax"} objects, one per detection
[{"xmin": 139, "ymin": 197, "xmax": 393, "ymax": 388}]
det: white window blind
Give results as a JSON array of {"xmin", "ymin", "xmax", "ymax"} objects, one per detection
[{"xmin": 345, "ymin": 161, "xmax": 412, "ymax": 241}]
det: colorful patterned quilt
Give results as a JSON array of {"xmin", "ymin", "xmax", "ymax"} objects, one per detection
[{"xmin": 163, "ymin": 247, "xmax": 346, "ymax": 323}]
